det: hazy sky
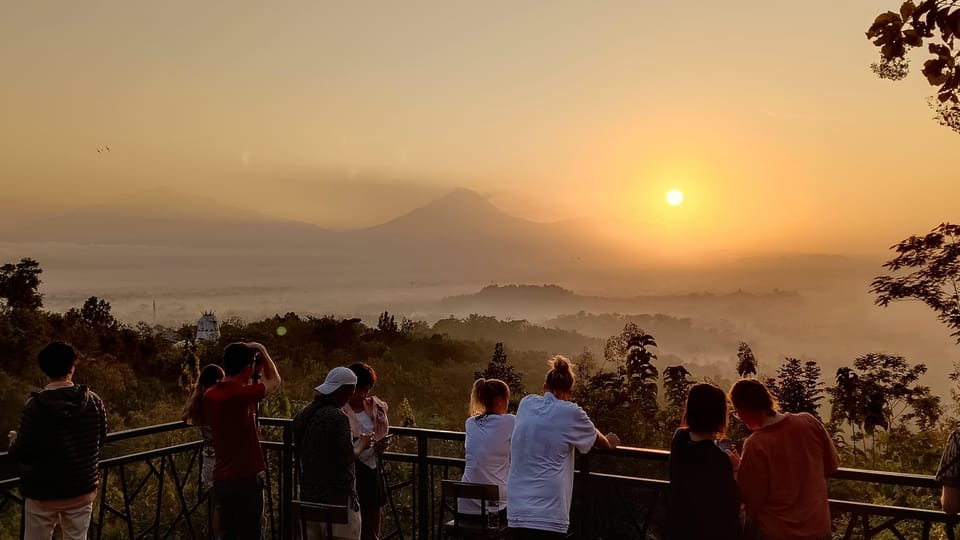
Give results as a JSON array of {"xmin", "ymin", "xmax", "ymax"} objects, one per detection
[{"xmin": 1, "ymin": 1, "xmax": 956, "ymax": 255}]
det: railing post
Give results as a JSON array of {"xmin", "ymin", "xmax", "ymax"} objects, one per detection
[
  {"xmin": 577, "ymin": 452, "xmax": 591, "ymax": 538},
  {"xmin": 417, "ymin": 432, "xmax": 429, "ymax": 540},
  {"xmin": 281, "ymin": 422, "xmax": 294, "ymax": 540}
]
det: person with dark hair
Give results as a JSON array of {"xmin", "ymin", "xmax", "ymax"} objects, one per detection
[
  {"xmin": 668, "ymin": 383, "xmax": 742, "ymax": 540},
  {"xmin": 182, "ymin": 364, "xmax": 225, "ymax": 536},
  {"xmin": 507, "ymin": 355, "xmax": 620, "ymax": 539},
  {"xmin": 730, "ymin": 379, "xmax": 838, "ymax": 540},
  {"xmin": 459, "ymin": 378, "xmax": 514, "ymax": 519},
  {"xmin": 183, "ymin": 364, "xmax": 226, "ymax": 491},
  {"xmin": 202, "ymin": 342, "xmax": 281, "ymax": 540},
  {"xmin": 294, "ymin": 366, "xmax": 372, "ymax": 540},
  {"xmin": 342, "ymin": 362, "xmax": 390, "ymax": 540},
  {"xmin": 9, "ymin": 342, "xmax": 107, "ymax": 540}
]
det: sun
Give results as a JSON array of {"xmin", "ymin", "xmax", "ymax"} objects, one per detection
[{"xmin": 666, "ymin": 189, "xmax": 684, "ymax": 207}]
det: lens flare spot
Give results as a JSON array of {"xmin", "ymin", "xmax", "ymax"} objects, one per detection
[{"xmin": 276, "ymin": 326, "xmax": 287, "ymax": 336}]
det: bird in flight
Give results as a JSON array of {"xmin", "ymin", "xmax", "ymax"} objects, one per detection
[{"xmin": 96, "ymin": 145, "xmax": 110, "ymax": 154}]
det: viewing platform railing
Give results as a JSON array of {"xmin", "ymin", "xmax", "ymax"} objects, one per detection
[{"xmin": 1, "ymin": 418, "xmax": 957, "ymax": 539}]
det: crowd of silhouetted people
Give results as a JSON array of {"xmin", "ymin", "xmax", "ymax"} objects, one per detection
[{"xmin": 8, "ymin": 340, "xmax": 960, "ymax": 539}]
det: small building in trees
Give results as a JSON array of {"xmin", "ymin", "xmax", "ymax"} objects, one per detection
[{"xmin": 196, "ymin": 312, "xmax": 221, "ymax": 342}]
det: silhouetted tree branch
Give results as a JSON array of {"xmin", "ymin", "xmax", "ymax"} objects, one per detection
[{"xmin": 867, "ymin": 1, "xmax": 960, "ymax": 133}]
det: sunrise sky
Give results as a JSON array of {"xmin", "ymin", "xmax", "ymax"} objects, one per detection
[{"xmin": 1, "ymin": 1, "xmax": 956, "ymax": 256}]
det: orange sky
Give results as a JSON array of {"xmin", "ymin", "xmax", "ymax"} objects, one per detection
[{"xmin": 0, "ymin": 1, "xmax": 956, "ymax": 256}]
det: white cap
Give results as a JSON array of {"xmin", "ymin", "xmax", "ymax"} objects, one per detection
[{"xmin": 315, "ymin": 366, "xmax": 358, "ymax": 395}]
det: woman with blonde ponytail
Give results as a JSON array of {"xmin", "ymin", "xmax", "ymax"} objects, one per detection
[
  {"xmin": 507, "ymin": 355, "xmax": 620, "ymax": 539},
  {"xmin": 459, "ymin": 378, "xmax": 514, "ymax": 518}
]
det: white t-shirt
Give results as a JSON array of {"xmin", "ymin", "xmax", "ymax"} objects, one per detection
[
  {"xmin": 459, "ymin": 413, "xmax": 516, "ymax": 514},
  {"xmin": 507, "ymin": 392, "xmax": 597, "ymax": 533},
  {"xmin": 354, "ymin": 410, "xmax": 377, "ymax": 468}
]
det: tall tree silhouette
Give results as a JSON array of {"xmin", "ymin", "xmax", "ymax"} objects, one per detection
[
  {"xmin": 474, "ymin": 342, "xmax": 526, "ymax": 410},
  {"xmin": 0, "ymin": 258, "xmax": 43, "ymax": 311},
  {"xmin": 771, "ymin": 358, "xmax": 824, "ymax": 419},
  {"xmin": 661, "ymin": 365, "xmax": 694, "ymax": 436},
  {"xmin": 623, "ymin": 331, "xmax": 661, "ymax": 442},
  {"xmin": 604, "ymin": 324, "xmax": 660, "ymax": 431},
  {"xmin": 377, "ymin": 311, "xmax": 399, "ymax": 337}
]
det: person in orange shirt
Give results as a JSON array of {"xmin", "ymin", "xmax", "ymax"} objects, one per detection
[{"xmin": 730, "ymin": 379, "xmax": 839, "ymax": 540}]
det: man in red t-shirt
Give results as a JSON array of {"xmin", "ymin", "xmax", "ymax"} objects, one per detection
[{"xmin": 203, "ymin": 342, "xmax": 282, "ymax": 540}]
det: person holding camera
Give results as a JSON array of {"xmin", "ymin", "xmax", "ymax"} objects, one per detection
[{"xmin": 203, "ymin": 342, "xmax": 282, "ymax": 540}]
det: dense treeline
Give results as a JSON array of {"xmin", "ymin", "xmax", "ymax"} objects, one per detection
[{"xmin": 0, "ymin": 259, "xmax": 575, "ymax": 439}]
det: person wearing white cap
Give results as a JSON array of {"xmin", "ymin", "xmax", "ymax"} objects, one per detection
[{"xmin": 293, "ymin": 367, "xmax": 373, "ymax": 540}]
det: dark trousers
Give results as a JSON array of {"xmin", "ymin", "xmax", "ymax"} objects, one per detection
[
  {"xmin": 214, "ymin": 474, "xmax": 264, "ymax": 540},
  {"xmin": 510, "ymin": 528, "xmax": 567, "ymax": 540}
]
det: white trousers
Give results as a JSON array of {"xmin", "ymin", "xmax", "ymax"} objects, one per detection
[{"xmin": 23, "ymin": 498, "xmax": 94, "ymax": 540}]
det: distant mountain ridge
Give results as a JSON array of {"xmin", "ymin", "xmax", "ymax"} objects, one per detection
[
  {"xmin": 1, "ymin": 187, "xmax": 880, "ymax": 285},
  {"xmin": 437, "ymin": 283, "xmax": 805, "ymax": 319},
  {"xmin": 1, "ymin": 187, "xmax": 625, "ymax": 279}
]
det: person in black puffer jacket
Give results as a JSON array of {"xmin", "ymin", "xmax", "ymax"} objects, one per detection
[{"xmin": 9, "ymin": 341, "xmax": 107, "ymax": 540}]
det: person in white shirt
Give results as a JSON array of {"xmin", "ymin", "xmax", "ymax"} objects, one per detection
[
  {"xmin": 342, "ymin": 362, "xmax": 390, "ymax": 540},
  {"xmin": 507, "ymin": 355, "xmax": 620, "ymax": 539},
  {"xmin": 460, "ymin": 378, "xmax": 515, "ymax": 519}
]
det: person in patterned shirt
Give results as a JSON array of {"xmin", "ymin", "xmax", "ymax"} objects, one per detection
[
  {"xmin": 293, "ymin": 367, "xmax": 372, "ymax": 539},
  {"xmin": 936, "ymin": 429, "xmax": 960, "ymax": 514}
]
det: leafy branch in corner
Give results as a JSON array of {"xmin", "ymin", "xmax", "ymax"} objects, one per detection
[{"xmin": 867, "ymin": 1, "xmax": 960, "ymax": 133}]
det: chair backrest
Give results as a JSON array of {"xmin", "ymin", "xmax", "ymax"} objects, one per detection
[
  {"xmin": 291, "ymin": 499, "xmax": 349, "ymax": 539},
  {"xmin": 439, "ymin": 480, "xmax": 501, "ymax": 533},
  {"xmin": 441, "ymin": 480, "xmax": 499, "ymax": 502}
]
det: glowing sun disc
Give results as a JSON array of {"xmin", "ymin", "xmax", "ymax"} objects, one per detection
[{"xmin": 666, "ymin": 189, "xmax": 684, "ymax": 206}]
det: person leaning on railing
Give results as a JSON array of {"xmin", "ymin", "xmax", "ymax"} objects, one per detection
[
  {"xmin": 668, "ymin": 383, "xmax": 743, "ymax": 540},
  {"xmin": 730, "ymin": 379, "xmax": 839, "ymax": 540},
  {"xmin": 506, "ymin": 355, "xmax": 620, "ymax": 540},
  {"xmin": 935, "ymin": 426, "xmax": 960, "ymax": 514},
  {"xmin": 182, "ymin": 364, "xmax": 225, "ymax": 491},
  {"xmin": 181, "ymin": 363, "xmax": 225, "ymax": 536}
]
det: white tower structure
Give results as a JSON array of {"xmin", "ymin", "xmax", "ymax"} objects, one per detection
[{"xmin": 196, "ymin": 312, "xmax": 221, "ymax": 342}]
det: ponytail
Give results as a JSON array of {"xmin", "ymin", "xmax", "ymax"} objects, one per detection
[
  {"xmin": 182, "ymin": 364, "xmax": 225, "ymax": 425},
  {"xmin": 545, "ymin": 355, "xmax": 576, "ymax": 394},
  {"xmin": 470, "ymin": 378, "xmax": 510, "ymax": 417}
]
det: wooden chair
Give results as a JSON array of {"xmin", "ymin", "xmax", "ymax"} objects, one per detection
[
  {"xmin": 290, "ymin": 499, "xmax": 349, "ymax": 539},
  {"xmin": 438, "ymin": 480, "xmax": 510, "ymax": 539}
]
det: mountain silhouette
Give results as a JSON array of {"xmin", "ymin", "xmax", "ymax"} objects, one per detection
[
  {"xmin": 0, "ymin": 187, "xmax": 621, "ymax": 280},
  {"xmin": 362, "ymin": 188, "xmax": 528, "ymax": 236},
  {"xmin": 342, "ymin": 188, "xmax": 618, "ymax": 277}
]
